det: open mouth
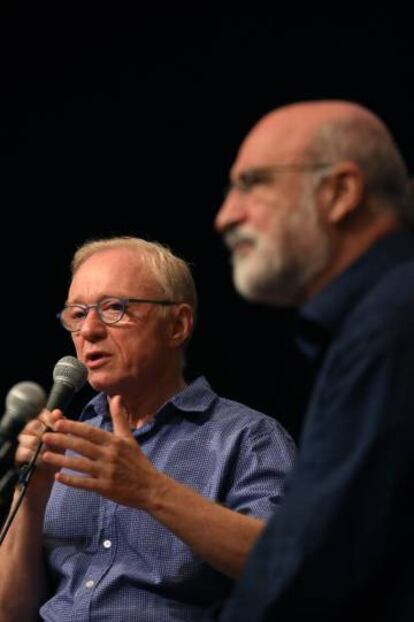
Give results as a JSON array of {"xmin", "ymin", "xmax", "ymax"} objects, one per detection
[
  {"xmin": 232, "ymin": 239, "xmax": 255, "ymax": 257},
  {"xmin": 85, "ymin": 352, "xmax": 110, "ymax": 368}
]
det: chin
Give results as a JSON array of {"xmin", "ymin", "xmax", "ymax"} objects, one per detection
[
  {"xmin": 234, "ymin": 263, "xmax": 268, "ymax": 302},
  {"xmin": 87, "ymin": 372, "xmax": 117, "ymax": 394},
  {"xmin": 234, "ymin": 266, "xmax": 295, "ymax": 306}
]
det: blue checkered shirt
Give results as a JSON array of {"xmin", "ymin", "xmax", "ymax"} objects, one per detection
[{"xmin": 40, "ymin": 377, "xmax": 295, "ymax": 621}]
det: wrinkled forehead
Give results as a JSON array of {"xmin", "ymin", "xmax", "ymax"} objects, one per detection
[
  {"xmin": 68, "ymin": 248, "xmax": 162, "ymax": 299},
  {"xmin": 231, "ymin": 114, "xmax": 318, "ymax": 177}
]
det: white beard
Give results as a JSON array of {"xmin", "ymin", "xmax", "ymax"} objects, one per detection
[{"xmin": 227, "ymin": 183, "xmax": 332, "ymax": 306}]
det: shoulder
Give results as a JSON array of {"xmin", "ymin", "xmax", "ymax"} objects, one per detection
[
  {"xmin": 335, "ymin": 258, "xmax": 414, "ymax": 356},
  {"xmin": 209, "ymin": 393, "xmax": 295, "ymax": 451},
  {"xmin": 182, "ymin": 376, "xmax": 291, "ymax": 438},
  {"xmin": 311, "ymin": 258, "xmax": 414, "ymax": 423}
]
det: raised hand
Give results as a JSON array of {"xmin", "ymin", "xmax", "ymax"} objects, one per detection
[{"xmin": 42, "ymin": 396, "xmax": 160, "ymax": 509}]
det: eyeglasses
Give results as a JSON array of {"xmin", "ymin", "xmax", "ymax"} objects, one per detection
[
  {"xmin": 225, "ymin": 162, "xmax": 333, "ymax": 195},
  {"xmin": 58, "ymin": 296, "xmax": 178, "ymax": 332}
]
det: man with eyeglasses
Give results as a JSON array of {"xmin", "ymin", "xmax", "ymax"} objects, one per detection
[
  {"xmin": 215, "ymin": 100, "xmax": 414, "ymax": 621},
  {"xmin": 0, "ymin": 237, "xmax": 294, "ymax": 621}
]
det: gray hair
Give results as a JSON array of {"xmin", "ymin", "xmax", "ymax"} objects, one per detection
[
  {"xmin": 71, "ymin": 236, "xmax": 198, "ymax": 318},
  {"xmin": 306, "ymin": 117, "xmax": 411, "ymax": 222}
]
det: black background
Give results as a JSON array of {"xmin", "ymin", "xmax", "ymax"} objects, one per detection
[{"xmin": 1, "ymin": 9, "xmax": 413, "ymax": 439}]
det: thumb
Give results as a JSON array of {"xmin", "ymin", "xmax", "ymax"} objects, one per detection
[
  {"xmin": 108, "ymin": 395, "xmax": 133, "ymax": 438},
  {"xmin": 36, "ymin": 408, "xmax": 65, "ymax": 433}
]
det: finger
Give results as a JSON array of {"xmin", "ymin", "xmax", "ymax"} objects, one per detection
[
  {"xmin": 17, "ymin": 432, "xmax": 42, "ymax": 451},
  {"xmin": 21, "ymin": 410, "xmax": 65, "ymax": 439},
  {"xmin": 15, "ymin": 434, "xmax": 47, "ymax": 467},
  {"xmin": 108, "ymin": 395, "xmax": 133, "ymax": 438},
  {"xmin": 38, "ymin": 408, "xmax": 65, "ymax": 431},
  {"xmin": 15, "ymin": 445, "xmax": 40, "ymax": 466},
  {"xmin": 42, "ymin": 451, "xmax": 100, "ymax": 476},
  {"xmin": 55, "ymin": 470, "xmax": 105, "ymax": 492},
  {"xmin": 42, "ymin": 432, "xmax": 102, "ymax": 460},
  {"xmin": 53, "ymin": 419, "xmax": 113, "ymax": 444},
  {"xmin": 23, "ymin": 418, "xmax": 51, "ymax": 438}
]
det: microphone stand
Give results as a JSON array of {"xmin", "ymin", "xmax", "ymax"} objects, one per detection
[{"xmin": 0, "ymin": 439, "xmax": 43, "ymax": 546}]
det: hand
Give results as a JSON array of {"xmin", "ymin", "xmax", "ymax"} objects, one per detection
[
  {"xmin": 16, "ymin": 409, "xmax": 64, "ymax": 469},
  {"xmin": 42, "ymin": 396, "xmax": 161, "ymax": 509},
  {"xmin": 15, "ymin": 409, "xmax": 65, "ymax": 491}
]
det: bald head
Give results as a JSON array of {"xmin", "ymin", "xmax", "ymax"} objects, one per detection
[
  {"xmin": 236, "ymin": 100, "xmax": 408, "ymax": 213},
  {"xmin": 250, "ymin": 100, "xmax": 386, "ymax": 143},
  {"xmin": 216, "ymin": 100, "xmax": 410, "ymax": 306}
]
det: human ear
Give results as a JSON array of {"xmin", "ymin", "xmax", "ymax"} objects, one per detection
[
  {"xmin": 318, "ymin": 161, "xmax": 364, "ymax": 224},
  {"xmin": 168, "ymin": 304, "xmax": 194, "ymax": 348}
]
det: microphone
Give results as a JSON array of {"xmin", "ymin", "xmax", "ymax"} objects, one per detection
[
  {"xmin": 46, "ymin": 355, "xmax": 88, "ymax": 413},
  {"xmin": 0, "ymin": 359, "xmax": 86, "ymax": 512},
  {"xmin": 0, "ymin": 382, "xmax": 47, "ymax": 463},
  {"xmin": 14, "ymin": 356, "xmax": 88, "ymax": 489}
]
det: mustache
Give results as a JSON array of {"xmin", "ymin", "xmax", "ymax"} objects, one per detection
[{"xmin": 223, "ymin": 227, "xmax": 258, "ymax": 251}]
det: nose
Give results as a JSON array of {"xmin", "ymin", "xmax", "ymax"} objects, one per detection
[
  {"xmin": 77, "ymin": 308, "xmax": 107, "ymax": 341},
  {"xmin": 214, "ymin": 189, "xmax": 247, "ymax": 234}
]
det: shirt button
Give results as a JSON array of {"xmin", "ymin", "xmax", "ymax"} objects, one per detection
[
  {"xmin": 85, "ymin": 580, "xmax": 94, "ymax": 589},
  {"xmin": 103, "ymin": 539, "xmax": 112, "ymax": 549}
]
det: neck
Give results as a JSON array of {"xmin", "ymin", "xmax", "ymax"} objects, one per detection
[
  {"xmin": 107, "ymin": 366, "xmax": 187, "ymax": 428},
  {"xmin": 304, "ymin": 210, "xmax": 401, "ymax": 301}
]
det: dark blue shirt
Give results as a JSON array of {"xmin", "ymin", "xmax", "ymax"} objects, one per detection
[
  {"xmin": 220, "ymin": 230, "xmax": 414, "ymax": 621},
  {"xmin": 40, "ymin": 376, "xmax": 295, "ymax": 621}
]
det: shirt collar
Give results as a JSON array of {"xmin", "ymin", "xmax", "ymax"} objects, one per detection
[
  {"xmin": 170, "ymin": 376, "xmax": 218, "ymax": 412},
  {"xmin": 297, "ymin": 229, "xmax": 414, "ymax": 360},
  {"xmin": 80, "ymin": 375, "xmax": 217, "ymax": 423}
]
